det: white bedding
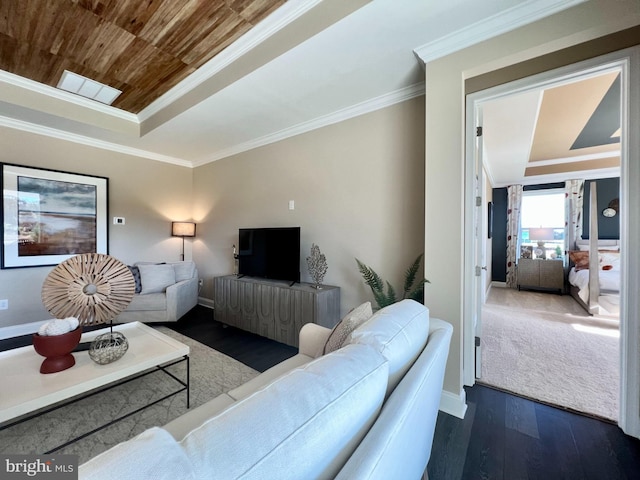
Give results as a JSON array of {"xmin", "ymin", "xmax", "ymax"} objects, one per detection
[{"xmin": 569, "ymin": 267, "xmax": 621, "ymax": 303}]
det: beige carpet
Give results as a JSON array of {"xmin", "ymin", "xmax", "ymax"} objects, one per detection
[
  {"xmin": 480, "ymin": 291, "xmax": 619, "ymax": 420},
  {"xmin": 0, "ymin": 328, "xmax": 258, "ymax": 464}
]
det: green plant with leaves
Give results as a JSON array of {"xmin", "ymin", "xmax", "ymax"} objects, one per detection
[{"xmin": 356, "ymin": 254, "xmax": 429, "ymax": 309}]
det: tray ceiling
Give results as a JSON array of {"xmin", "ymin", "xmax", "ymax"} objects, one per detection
[
  {"xmin": 0, "ymin": 0, "xmax": 612, "ymax": 170},
  {"xmin": 0, "ymin": 0, "xmax": 285, "ymax": 113},
  {"xmin": 483, "ymin": 70, "xmax": 622, "ymax": 187}
]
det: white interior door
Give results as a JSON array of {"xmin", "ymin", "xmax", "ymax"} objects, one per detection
[
  {"xmin": 463, "ymin": 97, "xmax": 486, "ymax": 386},
  {"xmin": 473, "ymin": 115, "xmax": 485, "ymax": 379}
]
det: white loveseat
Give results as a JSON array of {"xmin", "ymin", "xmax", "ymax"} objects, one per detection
[
  {"xmin": 80, "ymin": 299, "xmax": 452, "ymax": 480},
  {"xmin": 115, "ymin": 261, "xmax": 199, "ymax": 323}
]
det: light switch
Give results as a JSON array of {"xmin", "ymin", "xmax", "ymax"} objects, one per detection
[{"xmin": 289, "ymin": 200, "xmax": 295, "ymax": 210}]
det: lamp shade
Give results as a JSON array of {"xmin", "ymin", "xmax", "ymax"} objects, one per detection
[
  {"xmin": 528, "ymin": 227, "xmax": 555, "ymax": 241},
  {"xmin": 172, "ymin": 222, "xmax": 196, "ymax": 237}
]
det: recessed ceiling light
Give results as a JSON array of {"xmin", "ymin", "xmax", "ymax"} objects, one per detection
[{"xmin": 57, "ymin": 70, "xmax": 121, "ymax": 105}]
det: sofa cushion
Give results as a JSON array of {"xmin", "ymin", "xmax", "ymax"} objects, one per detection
[
  {"xmin": 164, "ymin": 393, "xmax": 236, "ymax": 442},
  {"xmin": 79, "ymin": 427, "xmax": 195, "ymax": 480},
  {"xmin": 180, "ymin": 344, "xmax": 389, "ymax": 480},
  {"xmin": 125, "ymin": 292, "xmax": 167, "ymax": 312},
  {"xmin": 323, "ymin": 301, "xmax": 372, "ymax": 354},
  {"xmin": 227, "ymin": 353, "xmax": 312, "ymax": 401},
  {"xmin": 172, "ymin": 261, "xmax": 197, "ymax": 282},
  {"xmin": 138, "ymin": 264, "xmax": 176, "ymax": 294},
  {"xmin": 349, "ymin": 299, "xmax": 429, "ymax": 396}
]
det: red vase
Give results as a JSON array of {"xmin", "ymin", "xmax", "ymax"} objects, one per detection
[{"xmin": 33, "ymin": 327, "xmax": 82, "ymax": 374}]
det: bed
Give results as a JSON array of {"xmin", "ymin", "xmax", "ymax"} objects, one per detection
[{"xmin": 567, "ymin": 181, "xmax": 621, "ymax": 315}]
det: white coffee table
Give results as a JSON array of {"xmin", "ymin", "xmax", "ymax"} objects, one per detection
[{"xmin": 0, "ymin": 322, "xmax": 190, "ymax": 452}]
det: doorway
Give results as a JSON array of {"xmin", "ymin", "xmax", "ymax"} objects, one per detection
[{"xmin": 463, "ymin": 47, "xmax": 639, "ymax": 433}]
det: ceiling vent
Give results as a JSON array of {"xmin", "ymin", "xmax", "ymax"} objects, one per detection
[{"xmin": 56, "ymin": 70, "xmax": 122, "ymax": 105}]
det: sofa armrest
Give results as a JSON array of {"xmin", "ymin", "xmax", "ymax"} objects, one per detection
[
  {"xmin": 166, "ymin": 277, "xmax": 199, "ymax": 321},
  {"xmin": 299, "ymin": 323, "xmax": 332, "ymax": 358}
]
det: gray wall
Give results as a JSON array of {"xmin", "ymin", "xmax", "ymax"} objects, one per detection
[
  {"xmin": 583, "ymin": 177, "xmax": 620, "ymax": 239},
  {"xmin": 0, "ymin": 127, "xmax": 193, "ymax": 330},
  {"xmin": 0, "ymin": 98, "xmax": 425, "ymax": 331},
  {"xmin": 191, "ymin": 97, "xmax": 426, "ymax": 316}
]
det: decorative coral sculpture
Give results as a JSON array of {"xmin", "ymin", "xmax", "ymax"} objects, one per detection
[{"xmin": 306, "ymin": 244, "xmax": 328, "ymax": 289}]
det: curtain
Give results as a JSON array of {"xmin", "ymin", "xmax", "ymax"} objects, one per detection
[
  {"xmin": 564, "ymin": 179, "xmax": 584, "ymax": 263},
  {"xmin": 506, "ymin": 185, "xmax": 523, "ymax": 288}
]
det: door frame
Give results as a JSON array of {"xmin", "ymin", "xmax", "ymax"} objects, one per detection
[{"xmin": 462, "ymin": 47, "xmax": 640, "ymax": 437}]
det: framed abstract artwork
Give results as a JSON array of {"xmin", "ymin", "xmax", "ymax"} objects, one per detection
[{"xmin": 1, "ymin": 164, "xmax": 108, "ymax": 268}]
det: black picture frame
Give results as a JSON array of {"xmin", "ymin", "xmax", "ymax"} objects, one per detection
[{"xmin": 1, "ymin": 163, "xmax": 108, "ymax": 269}]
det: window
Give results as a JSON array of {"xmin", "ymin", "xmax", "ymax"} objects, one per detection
[{"xmin": 520, "ymin": 189, "xmax": 564, "ymax": 259}]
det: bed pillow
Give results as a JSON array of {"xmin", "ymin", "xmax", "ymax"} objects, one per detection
[
  {"xmin": 569, "ymin": 250, "xmax": 590, "ymax": 271},
  {"xmin": 599, "ymin": 251, "xmax": 620, "ymax": 271}
]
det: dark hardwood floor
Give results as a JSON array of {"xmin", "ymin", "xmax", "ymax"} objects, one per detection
[
  {"xmin": 164, "ymin": 305, "xmax": 298, "ymax": 373},
  {"xmin": 427, "ymin": 384, "xmax": 640, "ymax": 480},
  {"xmin": 3, "ymin": 306, "xmax": 639, "ymax": 479}
]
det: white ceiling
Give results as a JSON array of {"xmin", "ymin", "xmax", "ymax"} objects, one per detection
[{"xmin": 0, "ymin": 0, "xmax": 586, "ymax": 168}]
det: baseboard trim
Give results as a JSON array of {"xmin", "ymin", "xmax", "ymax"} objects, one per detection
[
  {"xmin": 0, "ymin": 320, "xmax": 48, "ymax": 340},
  {"xmin": 198, "ymin": 297, "xmax": 215, "ymax": 309},
  {"xmin": 491, "ymin": 281, "xmax": 507, "ymax": 288},
  {"xmin": 439, "ymin": 388, "xmax": 467, "ymax": 419}
]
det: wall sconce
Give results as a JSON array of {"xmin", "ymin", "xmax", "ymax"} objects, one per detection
[
  {"xmin": 602, "ymin": 198, "xmax": 619, "ymax": 218},
  {"xmin": 172, "ymin": 222, "xmax": 196, "ymax": 260}
]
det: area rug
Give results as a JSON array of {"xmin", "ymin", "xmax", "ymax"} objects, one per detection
[
  {"xmin": 480, "ymin": 303, "xmax": 619, "ymax": 420},
  {"xmin": 0, "ymin": 328, "xmax": 258, "ymax": 464}
]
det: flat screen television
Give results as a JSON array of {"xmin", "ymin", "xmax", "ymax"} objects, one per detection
[{"xmin": 238, "ymin": 227, "xmax": 300, "ymax": 284}]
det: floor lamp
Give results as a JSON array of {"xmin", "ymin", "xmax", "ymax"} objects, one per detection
[{"xmin": 172, "ymin": 222, "xmax": 196, "ymax": 260}]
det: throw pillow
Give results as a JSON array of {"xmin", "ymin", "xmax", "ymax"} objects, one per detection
[
  {"xmin": 569, "ymin": 250, "xmax": 589, "ymax": 271},
  {"xmin": 128, "ymin": 266, "xmax": 142, "ymax": 294},
  {"xmin": 323, "ymin": 302, "xmax": 372, "ymax": 354},
  {"xmin": 138, "ymin": 264, "xmax": 176, "ymax": 295}
]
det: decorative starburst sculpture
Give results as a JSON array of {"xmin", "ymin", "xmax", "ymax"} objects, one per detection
[
  {"xmin": 42, "ymin": 253, "xmax": 135, "ymax": 326},
  {"xmin": 306, "ymin": 244, "xmax": 328, "ymax": 289},
  {"xmin": 41, "ymin": 253, "xmax": 135, "ymax": 366}
]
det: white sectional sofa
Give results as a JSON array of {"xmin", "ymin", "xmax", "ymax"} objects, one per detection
[
  {"xmin": 80, "ymin": 299, "xmax": 453, "ymax": 480},
  {"xmin": 115, "ymin": 261, "xmax": 199, "ymax": 323}
]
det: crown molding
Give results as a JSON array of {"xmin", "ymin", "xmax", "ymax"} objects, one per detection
[
  {"xmin": 491, "ymin": 167, "xmax": 621, "ymax": 188},
  {"xmin": 529, "ymin": 150, "xmax": 621, "ymax": 166},
  {"xmin": 192, "ymin": 82, "xmax": 425, "ymax": 167},
  {"xmin": 0, "ymin": 116, "xmax": 190, "ymax": 167},
  {"xmin": 413, "ymin": 0, "xmax": 587, "ymax": 65},
  {"xmin": 138, "ymin": 0, "xmax": 324, "ymax": 122},
  {"xmin": 0, "ymin": 70, "xmax": 138, "ymax": 123}
]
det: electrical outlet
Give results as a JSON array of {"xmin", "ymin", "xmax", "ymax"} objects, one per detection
[
  {"xmin": 0, "ymin": 299, "xmax": 8, "ymax": 310},
  {"xmin": 113, "ymin": 217, "xmax": 126, "ymax": 225}
]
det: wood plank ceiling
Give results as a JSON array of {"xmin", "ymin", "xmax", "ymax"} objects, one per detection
[{"xmin": 0, "ymin": 0, "xmax": 285, "ymax": 113}]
